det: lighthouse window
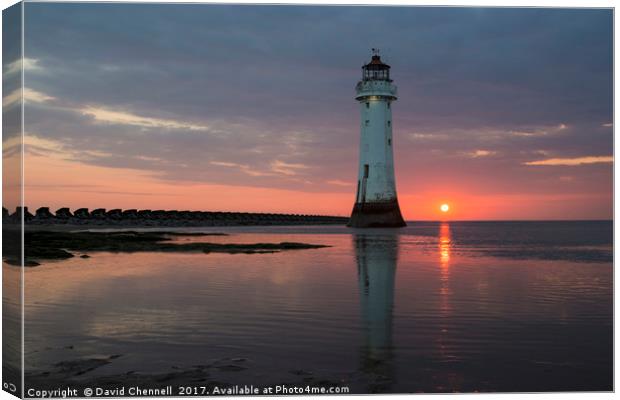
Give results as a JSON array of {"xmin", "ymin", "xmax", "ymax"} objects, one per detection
[
  {"xmin": 388, "ymin": 121, "xmax": 391, "ymax": 127},
  {"xmin": 366, "ymin": 102, "xmax": 369, "ymax": 109},
  {"xmin": 387, "ymin": 103, "xmax": 391, "ymax": 109},
  {"xmin": 388, "ymin": 138, "xmax": 392, "ymax": 146},
  {"xmin": 364, "ymin": 164, "xmax": 369, "ymax": 178},
  {"xmin": 365, "ymin": 120, "xmax": 369, "ymax": 126}
]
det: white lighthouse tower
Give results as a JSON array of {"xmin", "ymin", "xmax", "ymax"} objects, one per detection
[{"xmin": 348, "ymin": 50, "xmax": 406, "ymax": 228}]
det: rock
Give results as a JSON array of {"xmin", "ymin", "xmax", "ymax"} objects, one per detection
[
  {"xmin": 178, "ymin": 211, "xmax": 192, "ymax": 220},
  {"xmin": 122, "ymin": 209, "xmax": 138, "ymax": 219},
  {"xmin": 106, "ymin": 209, "xmax": 122, "ymax": 219},
  {"xmin": 91, "ymin": 208, "xmax": 107, "ymax": 219},
  {"xmin": 12, "ymin": 207, "xmax": 33, "ymax": 222},
  {"xmin": 137, "ymin": 210, "xmax": 152, "ymax": 219},
  {"xmin": 73, "ymin": 208, "xmax": 90, "ymax": 219},
  {"xmin": 12, "ymin": 204, "xmax": 349, "ymax": 227},
  {"xmin": 192, "ymin": 211, "xmax": 204, "ymax": 220},
  {"xmin": 151, "ymin": 210, "xmax": 166, "ymax": 220},
  {"xmin": 55, "ymin": 207, "xmax": 73, "ymax": 219},
  {"xmin": 164, "ymin": 210, "xmax": 180, "ymax": 219},
  {"xmin": 35, "ymin": 207, "xmax": 54, "ymax": 219}
]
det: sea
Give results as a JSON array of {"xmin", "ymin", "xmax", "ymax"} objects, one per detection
[{"xmin": 4, "ymin": 221, "xmax": 613, "ymax": 393}]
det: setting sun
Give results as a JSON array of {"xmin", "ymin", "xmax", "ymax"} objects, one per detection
[{"xmin": 440, "ymin": 204, "xmax": 450, "ymax": 213}]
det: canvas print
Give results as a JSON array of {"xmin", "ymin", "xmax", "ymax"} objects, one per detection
[{"xmin": 2, "ymin": 2, "xmax": 613, "ymax": 397}]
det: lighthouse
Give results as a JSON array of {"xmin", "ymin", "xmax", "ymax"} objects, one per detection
[{"xmin": 348, "ymin": 50, "xmax": 406, "ymax": 228}]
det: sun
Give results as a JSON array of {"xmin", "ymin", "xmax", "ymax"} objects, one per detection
[{"xmin": 440, "ymin": 204, "xmax": 450, "ymax": 213}]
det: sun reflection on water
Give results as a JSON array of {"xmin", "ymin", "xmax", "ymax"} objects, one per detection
[{"xmin": 439, "ymin": 222, "xmax": 452, "ymax": 299}]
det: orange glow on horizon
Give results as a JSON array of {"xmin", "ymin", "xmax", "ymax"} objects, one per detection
[
  {"xmin": 12, "ymin": 151, "xmax": 612, "ymax": 221},
  {"xmin": 20, "ymin": 153, "xmax": 352, "ymax": 216}
]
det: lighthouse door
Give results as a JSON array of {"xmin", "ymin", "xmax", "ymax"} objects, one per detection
[{"xmin": 360, "ymin": 164, "xmax": 369, "ymax": 203}]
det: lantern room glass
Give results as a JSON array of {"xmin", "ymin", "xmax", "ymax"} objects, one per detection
[{"xmin": 362, "ymin": 62, "xmax": 391, "ymax": 81}]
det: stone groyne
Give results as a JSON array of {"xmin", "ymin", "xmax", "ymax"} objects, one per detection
[{"xmin": 3, "ymin": 207, "xmax": 349, "ymax": 227}]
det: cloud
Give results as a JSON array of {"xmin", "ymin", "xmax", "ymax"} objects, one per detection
[
  {"xmin": 134, "ymin": 155, "xmax": 164, "ymax": 162},
  {"xmin": 3, "ymin": 87, "xmax": 56, "ymax": 108},
  {"xmin": 18, "ymin": 134, "xmax": 67, "ymax": 159},
  {"xmin": 210, "ymin": 161, "xmax": 246, "ymax": 168},
  {"xmin": 24, "ymin": 88, "xmax": 56, "ymax": 103},
  {"xmin": 3, "ymin": 90, "xmax": 21, "ymax": 109},
  {"xmin": 4, "ymin": 57, "xmax": 43, "ymax": 75},
  {"xmin": 468, "ymin": 149, "xmax": 496, "ymax": 158},
  {"xmin": 524, "ymin": 156, "xmax": 613, "ymax": 166},
  {"xmin": 244, "ymin": 169, "xmax": 276, "ymax": 177},
  {"xmin": 326, "ymin": 179, "xmax": 353, "ymax": 186},
  {"xmin": 510, "ymin": 124, "xmax": 568, "ymax": 137},
  {"xmin": 18, "ymin": 133, "xmax": 116, "ymax": 163},
  {"xmin": 408, "ymin": 123, "xmax": 571, "ymax": 148},
  {"xmin": 80, "ymin": 106, "xmax": 209, "ymax": 131},
  {"xmin": 409, "ymin": 132, "xmax": 450, "ymax": 141},
  {"xmin": 270, "ymin": 160, "xmax": 309, "ymax": 176},
  {"xmin": 210, "ymin": 160, "xmax": 276, "ymax": 177},
  {"xmin": 211, "ymin": 159, "xmax": 312, "ymax": 178}
]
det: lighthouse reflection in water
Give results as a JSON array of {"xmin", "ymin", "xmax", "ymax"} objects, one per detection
[
  {"xmin": 354, "ymin": 223, "xmax": 452, "ymax": 391},
  {"xmin": 354, "ymin": 233, "xmax": 399, "ymax": 391}
]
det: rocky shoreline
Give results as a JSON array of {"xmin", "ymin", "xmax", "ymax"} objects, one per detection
[
  {"xmin": 3, "ymin": 230, "xmax": 329, "ymax": 266},
  {"xmin": 3, "ymin": 207, "xmax": 349, "ymax": 227}
]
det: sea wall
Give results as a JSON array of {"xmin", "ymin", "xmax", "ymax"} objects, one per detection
[{"xmin": 3, "ymin": 207, "xmax": 349, "ymax": 226}]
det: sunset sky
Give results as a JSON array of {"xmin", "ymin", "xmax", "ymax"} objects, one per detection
[{"xmin": 3, "ymin": 4, "xmax": 613, "ymax": 220}]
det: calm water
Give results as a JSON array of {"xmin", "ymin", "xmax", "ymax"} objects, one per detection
[{"xmin": 10, "ymin": 221, "xmax": 614, "ymax": 392}]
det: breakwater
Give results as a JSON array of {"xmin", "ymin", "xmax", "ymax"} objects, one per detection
[{"xmin": 3, "ymin": 207, "xmax": 349, "ymax": 226}]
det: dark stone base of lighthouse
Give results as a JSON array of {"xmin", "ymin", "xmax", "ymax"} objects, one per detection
[{"xmin": 347, "ymin": 199, "xmax": 406, "ymax": 228}]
